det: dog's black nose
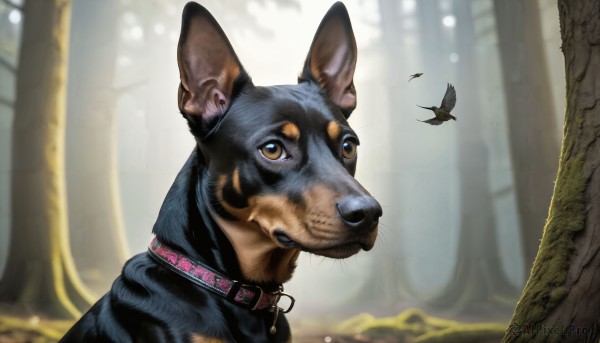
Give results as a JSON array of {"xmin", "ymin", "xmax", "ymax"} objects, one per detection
[{"xmin": 337, "ymin": 196, "xmax": 382, "ymax": 232}]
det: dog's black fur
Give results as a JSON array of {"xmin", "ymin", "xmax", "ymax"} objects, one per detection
[{"xmin": 60, "ymin": 2, "xmax": 381, "ymax": 342}]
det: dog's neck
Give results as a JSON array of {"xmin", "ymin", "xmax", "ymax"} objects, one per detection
[
  {"xmin": 208, "ymin": 206, "xmax": 300, "ymax": 284},
  {"xmin": 153, "ymin": 148, "xmax": 239, "ymax": 278},
  {"xmin": 153, "ymin": 147, "xmax": 300, "ymax": 286}
]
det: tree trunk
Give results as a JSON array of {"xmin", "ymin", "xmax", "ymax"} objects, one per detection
[
  {"xmin": 0, "ymin": 0, "xmax": 94, "ymax": 319},
  {"xmin": 493, "ymin": 0, "xmax": 561, "ymax": 276},
  {"xmin": 502, "ymin": 1, "xmax": 600, "ymax": 342},
  {"xmin": 66, "ymin": 0, "xmax": 129, "ymax": 295}
]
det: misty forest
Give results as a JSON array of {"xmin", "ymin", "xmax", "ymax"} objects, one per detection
[{"xmin": 1, "ymin": 0, "xmax": 599, "ymax": 342}]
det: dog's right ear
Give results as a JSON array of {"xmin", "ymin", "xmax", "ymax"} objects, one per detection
[
  {"xmin": 299, "ymin": 2, "xmax": 358, "ymax": 119},
  {"xmin": 177, "ymin": 2, "xmax": 248, "ymax": 131}
]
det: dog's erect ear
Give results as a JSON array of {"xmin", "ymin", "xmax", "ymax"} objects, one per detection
[
  {"xmin": 177, "ymin": 2, "xmax": 246, "ymax": 127},
  {"xmin": 300, "ymin": 2, "xmax": 358, "ymax": 118}
]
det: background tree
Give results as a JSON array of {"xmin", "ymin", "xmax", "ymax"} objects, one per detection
[
  {"xmin": 493, "ymin": 0, "xmax": 561, "ymax": 275},
  {"xmin": 0, "ymin": 0, "xmax": 93, "ymax": 318},
  {"xmin": 356, "ymin": 0, "xmax": 413, "ymax": 309},
  {"xmin": 503, "ymin": 0, "xmax": 600, "ymax": 342},
  {"xmin": 66, "ymin": 0, "xmax": 129, "ymax": 295},
  {"xmin": 425, "ymin": 0, "xmax": 517, "ymax": 313}
]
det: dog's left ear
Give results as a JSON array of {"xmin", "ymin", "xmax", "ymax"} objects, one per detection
[
  {"xmin": 299, "ymin": 2, "xmax": 358, "ymax": 118},
  {"xmin": 177, "ymin": 2, "xmax": 247, "ymax": 131}
]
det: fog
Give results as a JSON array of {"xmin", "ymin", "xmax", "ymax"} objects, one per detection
[{"xmin": 0, "ymin": 0, "xmax": 565, "ymax": 335}]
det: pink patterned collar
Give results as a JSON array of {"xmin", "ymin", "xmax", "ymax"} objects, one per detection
[{"xmin": 147, "ymin": 237, "xmax": 294, "ymax": 312}]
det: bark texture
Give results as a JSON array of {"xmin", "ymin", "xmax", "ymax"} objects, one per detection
[
  {"xmin": 0, "ymin": 0, "xmax": 94, "ymax": 318},
  {"xmin": 503, "ymin": 1, "xmax": 600, "ymax": 342}
]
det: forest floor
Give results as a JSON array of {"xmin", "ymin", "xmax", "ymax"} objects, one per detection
[
  {"xmin": 0, "ymin": 314, "xmax": 71, "ymax": 343},
  {"xmin": 0, "ymin": 308, "xmax": 507, "ymax": 343}
]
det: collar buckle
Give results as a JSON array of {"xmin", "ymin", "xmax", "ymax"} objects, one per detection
[
  {"xmin": 268, "ymin": 286, "xmax": 296, "ymax": 335},
  {"xmin": 272, "ymin": 286, "xmax": 295, "ymax": 313}
]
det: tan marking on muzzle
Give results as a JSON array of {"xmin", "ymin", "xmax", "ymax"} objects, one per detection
[
  {"xmin": 235, "ymin": 184, "xmax": 377, "ymax": 258},
  {"xmin": 218, "ymin": 179, "xmax": 351, "ymax": 245}
]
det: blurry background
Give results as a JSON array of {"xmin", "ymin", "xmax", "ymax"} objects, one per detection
[{"xmin": 0, "ymin": 0, "xmax": 564, "ymax": 335}]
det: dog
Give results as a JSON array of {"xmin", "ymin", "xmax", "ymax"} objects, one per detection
[{"xmin": 60, "ymin": 2, "xmax": 382, "ymax": 342}]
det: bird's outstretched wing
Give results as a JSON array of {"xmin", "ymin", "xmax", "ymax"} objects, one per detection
[
  {"xmin": 439, "ymin": 83, "xmax": 456, "ymax": 112},
  {"xmin": 417, "ymin": 118, "xmax": 444, "ymax": 126},
  {"xmin": 408, "ymin": 73, "xmax": 423, "ymax": 82}
]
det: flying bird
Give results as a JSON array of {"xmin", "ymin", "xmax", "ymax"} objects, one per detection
[
  {"xmin": 408, "ymin": 73, "xmax": 423, "ymax": 82},
  {"xmin": 416, "ymin": 83, "xmax": 457, "ymax": 126}
]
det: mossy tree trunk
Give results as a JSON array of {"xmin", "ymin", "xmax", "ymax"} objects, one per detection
[
  {"xmin": 503, "ymin": 1, "xmax": 600, "ymax": 342},
  {"xmin": 66, "ymin": 0, "xmax": 129, "ymax": 296},
  {"xmin": 493, "ymin": 0, "xmax": 561, "ymax": 276},
  {"xmin": 0, "ymin": 0, "xmax": 94, "ymax": 319}
]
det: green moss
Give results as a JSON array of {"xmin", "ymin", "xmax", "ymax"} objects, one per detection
[
  {"xmin": 336, "ymin": 308, "xmax": 506, "ymax": 342},
  {"xmin": 335, "ymin": 312, "xmax": 376, "ymax": 333},
  {"xmin": 415, "ymin": 323, "xmax": 506, "ymax": 343},
  {"xmin": 503, "ymin": 153, "xmax": 586, "ymax": 342},
  {"xmin": 360, "ymin": 313, "xmax": 426, "ymax": 336},
  {"xmin": 398, "ymin": 308, "xmax": 428, "ymax": 324}
]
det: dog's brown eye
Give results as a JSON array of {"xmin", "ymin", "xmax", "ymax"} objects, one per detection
[
  {"xmin": 260, "ymin": 142, "xmax": 287, "ymax": 160},
  {"xmin": 342, "ymin": 140, "xmax": 357, "ymax": 159},
  {"xmin": 342, "ymin": 142, "xmax": 356, "ymax": 159}
]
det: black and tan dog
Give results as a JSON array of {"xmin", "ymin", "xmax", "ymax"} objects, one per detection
[{"xmin": 60, "ymin": 2, "xmax": 382, "ymax": 342}]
